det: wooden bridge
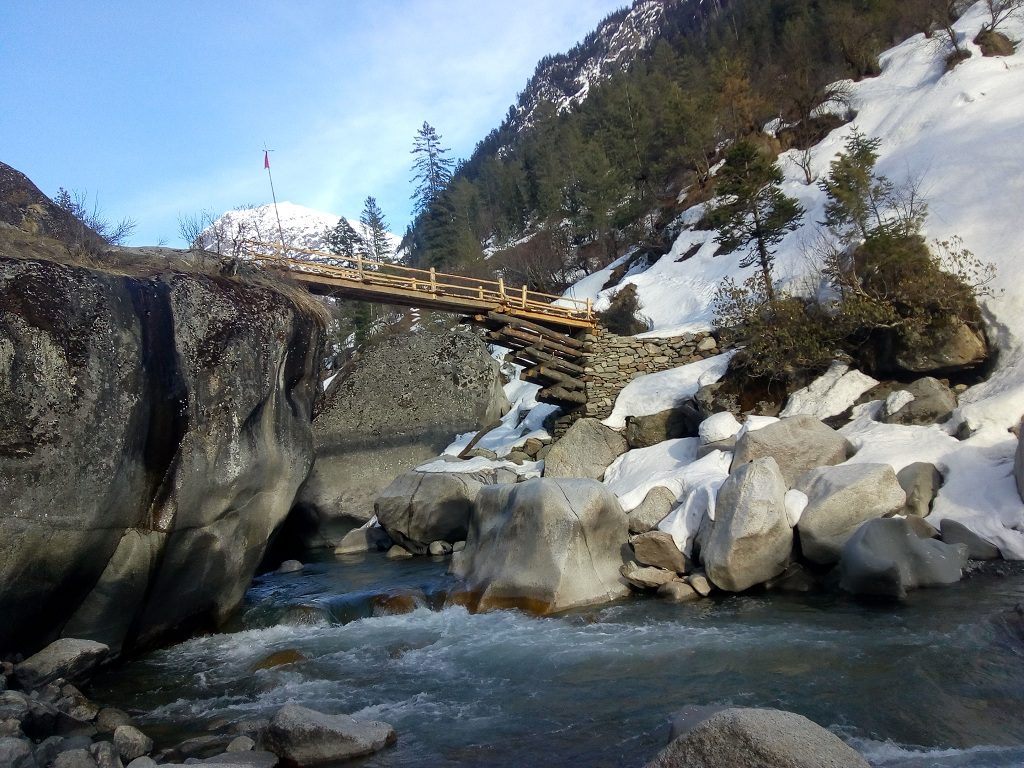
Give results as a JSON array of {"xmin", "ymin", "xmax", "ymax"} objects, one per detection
[{"xmin": 244, "ymin": 242, "xmax": 594, "ymax": 408}]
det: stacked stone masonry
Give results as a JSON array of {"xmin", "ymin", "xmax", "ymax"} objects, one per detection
[{"xmin": 574, "ymin": 326, "xmax": 732, "ymax": 422}]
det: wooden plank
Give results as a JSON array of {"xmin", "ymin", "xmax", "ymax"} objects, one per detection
[{"xmin": 487, "ymin": 312, "xmax": 586, "ymax": 350}]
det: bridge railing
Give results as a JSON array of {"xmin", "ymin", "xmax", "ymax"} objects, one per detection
[{"xmin": 240, "ymin": 241, "xmax": 594, "ymax": 324}]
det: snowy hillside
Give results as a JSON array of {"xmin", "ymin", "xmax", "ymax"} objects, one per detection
[
  {"xmin": 559, "ymin": 3, "xmax": 1024, "ymax": 557},
  {"xmin": 199, "ymin": 201, "xmax": 402, "ymax": 259}
]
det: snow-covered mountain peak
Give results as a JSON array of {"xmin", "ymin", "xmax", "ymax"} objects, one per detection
[{"xmin": 199, "ymin": 201, "xmax": 401, "ymax": 258}]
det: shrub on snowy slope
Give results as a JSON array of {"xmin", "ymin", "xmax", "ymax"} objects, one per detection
[{"xmin": 711, "ymin": 127, "xmax": 992, "ymax": 382}]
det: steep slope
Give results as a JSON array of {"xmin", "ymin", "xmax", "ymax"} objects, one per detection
[{"xmin": 565, "ymin": 2, "xmax": 1024, "ymax": 555}]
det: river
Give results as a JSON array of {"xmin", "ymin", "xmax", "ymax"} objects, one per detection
[{"xmin": 90, "ymin": 554, "xmax": 1024, "ymax": 767}]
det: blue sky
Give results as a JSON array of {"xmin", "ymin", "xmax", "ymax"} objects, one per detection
[{"xmin": 1, "ymin": 1, "xmax": 626, "ymax": 246}]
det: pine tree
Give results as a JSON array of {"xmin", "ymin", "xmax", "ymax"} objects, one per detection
[
  {"xmin": 410, "ymin": 122, "xmax": 455, "ymax": 214},
  {"xmin": 359, "ymin": 196, "xmax": 392, "ymax": 263},
  {"xmin": 325, "ymin": 216, "xmax": 364, "ymax": 262},
  {"xmin": 819, "ymin": 128, "xmax": 890, "ymax": 242},
  {"xmin": 703, "ymin": 140, "xmax": 804, "ymax": 302}
]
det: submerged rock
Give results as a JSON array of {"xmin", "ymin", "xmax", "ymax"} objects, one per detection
[
  {"xmin": 703, "ymin": 458, "xmax": 791, "ymax": 592},
  {"xmin": 261, "ymin": 704, "xmax": 395, "ymax": 765},
  {"xmin": 839, "ymin": 517, "xmax": 968, "ymax": 598},
  {"xmin": 451, "ymin": 478, "xmax": 629, "ymax": 613},
  {"xmin": 647, "ymin": 706, "xmax": 870, "ymax": 768}
]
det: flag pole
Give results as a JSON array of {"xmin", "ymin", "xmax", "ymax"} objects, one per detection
[{"xmin": 263, "ymin": 145, "xmax": 287, "ymax": 256}]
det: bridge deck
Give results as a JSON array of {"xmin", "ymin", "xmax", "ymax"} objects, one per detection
[{"xmin": 245, "ymin": 242, "xmax": 595, "ymax": 331}]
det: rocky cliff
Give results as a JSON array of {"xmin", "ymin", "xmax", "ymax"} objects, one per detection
[
  {"xmin": 0, "ymin": 162, "xmax": 326, "ymax": 655},
  {"xmin": 294, "ymin": 322, "xmax": 509, "ymax": 547}
]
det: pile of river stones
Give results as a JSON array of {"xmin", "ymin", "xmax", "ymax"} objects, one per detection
[
  {"xmin": 0, "ymin": 639, "xmax": 396, "ymax": 768},
  {"xmin": 339, "ymin": 373, "xmax": 1021, "ymax": 613}
]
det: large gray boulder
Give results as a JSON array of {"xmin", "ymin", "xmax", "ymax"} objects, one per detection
[
  {"xmin": 647, "ymin": 707, "xmax": 869, "ymax": 768},
  {"xmin": 451, "ymin": 478, "xmax": 629, "ymax": 613},
  {"xmin": 703, "ymin": 458, "xmax": 791, "ymax": 592},
  {"xmin": 374, "ymin": 471, "xmax": 492, "ymax": 555},
  {"xmin": 795, "ymin": 463, "xmax": 906, "ymax": 565},
  {"xmin": 261, "ymin": 704, "xmax": 394, "ymax": 766},
  {"xmin": 730, "ymin": 416, "xmax": 853, "ymax": 487},
  {"xmin": 839, "ymin": 517, "xmax": 968, "ymax": 598},
  {"xmin": 0, "ymin": 241, "xmax": 325, "ymax": 656},
  {"xmin": 543, "ymin": 418, "xmax": 628, "ymax": 480},
  {"xmin": 295, "ymin": 324, "xmax": 508, "ymax": 546}
]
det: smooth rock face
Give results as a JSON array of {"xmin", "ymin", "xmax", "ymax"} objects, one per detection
[
  {"xmin": 451, "ymin": 478, "xmax": 630, "ymax": 613},
  {"xmin": 939, "ymin": 519, "xmax": 1001, "ymax": 560},
  {"xmin": 796, "ymin": 463, "xmax": 907, "ymax": 565},
  {"xmin": 703, "ymin": 458, "xmax": 791, "ymax": 592},
  {"xmin": 14, "ymin": 639, "xmax": 108, "ymax": 690},
  {"xmin": 628, "ymin": 486, "xmax": 677, "ymax": 534},
  {"xmin": 261, "ymin": 704, "xmax": 395, "ymax": 765},
  {"xmin": 630, "ymin": 531, "xmax": 687, "ymax": 573},
  {"xmin": 374, "ymin": 471, "xmax": 490, "ymax": 554},
  {"xmin": 296, "ymin": 325, "xmax": 508, "ymax": 547},
  {"xmin": 730, "ymin": 416, "xmax": 853, "ymax": 487},
  {"xmin": 882, "ymin": 377, "xmax": 957, "ymax": 425},
  {"xmin": 839, "ymin": 517, "xmax": 968, "ymax": 598},
  {"xmin": 647, "ymin": 707, "xmax": 870, "ymax": 768},
  {"xmin": 0, "ymin": 248, "xmax": 324, "ymax": 655},
  {"xmin": 897, "ymin": 462, "xmax": 942, "ymax": 517},
  {"xmin": 543, "ymin": 418, "xmax": 628, "ymax": 480}
]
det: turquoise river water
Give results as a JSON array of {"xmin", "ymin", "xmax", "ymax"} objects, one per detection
[{"xmin": 90, "ymin": 554, "xmax": 1024, "ymax": 767}]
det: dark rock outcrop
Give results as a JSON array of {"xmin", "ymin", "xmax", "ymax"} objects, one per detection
[
  {"xmin": 295, "ymin": 324, "xmax": 508, "ymax": 547},
  {"xmin": 0, "ymin": 242, "xmax": 324, "ymax": 655}
]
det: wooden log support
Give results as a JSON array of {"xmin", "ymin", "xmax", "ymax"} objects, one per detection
[
  {"xmin": 486, "ymin": 312, "xmax": 586, "ymax": 351},
  {"xmin": 515, "ymin": 347, "xmax": 585, "ymax": 375},
  {"xmin": 538, "ymin": 386, "xmax": 588, "ymax": 405},
  {"xmin": 522, "ymin": 366, "xmax": 585, "ymax": 391},
  {"xmin": 491, "ymin": 326, "xmax": 583, "ymax": 360}
]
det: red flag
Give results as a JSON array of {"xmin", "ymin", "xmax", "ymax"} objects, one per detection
[{"xmin": 263, "ymin": 150, "xmax": 270, "ymax": 169}]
